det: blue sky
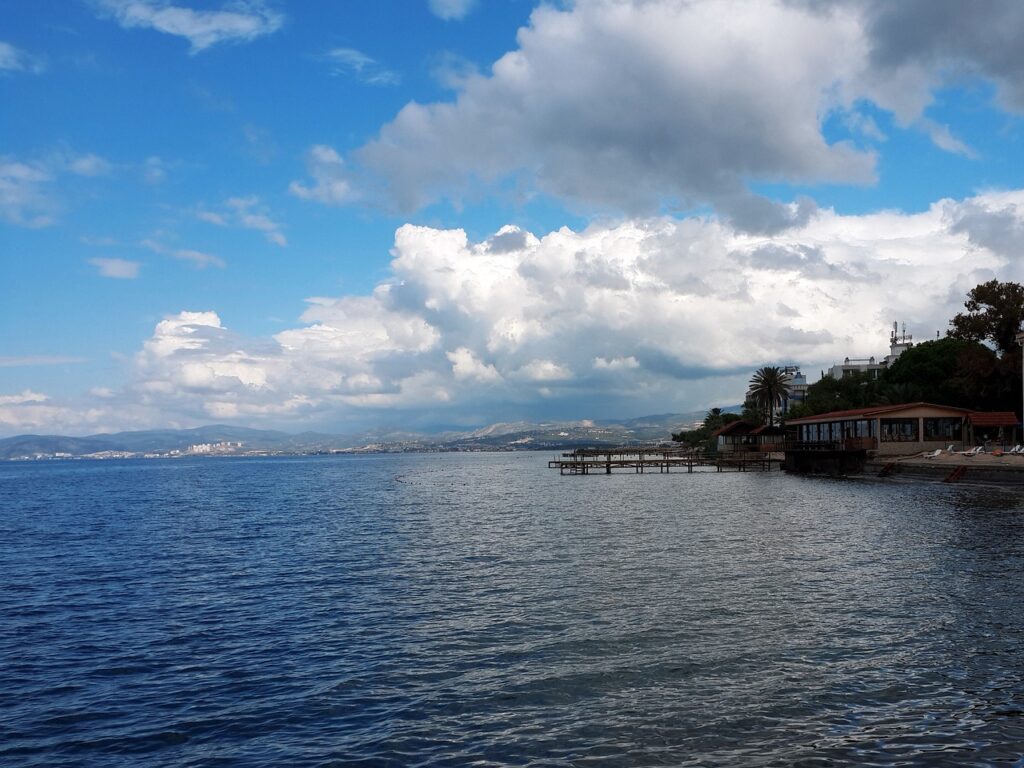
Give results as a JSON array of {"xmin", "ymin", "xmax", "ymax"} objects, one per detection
[{"xmin": 2, "ymin": 0, "xmax": 1024, "ymax": 436}]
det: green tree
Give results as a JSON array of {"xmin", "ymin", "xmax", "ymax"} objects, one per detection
[
  {"xmin": 740, "ymin": 398, "xmax": 765, "ymax": 425},
  {"xmin": 670, "ymin": 409, "xmax": 741, "ymax": 450},
  {"xmin": 947, "ymin": 279, "xmax": 1024, "ymax": 416},
  {"xmin": 704, "ymin": 407, "xmax": 724, "ymax": 430},
  {"xmin": 876, "ymin": 381, "xmax": 924, "ymax": 406},
  {"xmin": 699, "ymin": 407, "xmax": 741, "ymax": 432},
  {"xmin": 882, "ymin": 337, "xmax": 998, "ymax": 409},
  {"xmin": 948, "ymin": 279, "xmax": 1024, "ymax": 355},
  {"xmin": 784, "ymin": 371, "xmax": 881, "ymax": 419},
  {"xmin": 748, "ymin": 366, "xmax": 792, "ymax": 425}
]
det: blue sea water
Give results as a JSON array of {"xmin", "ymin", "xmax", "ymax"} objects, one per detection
[{"xmin": 1, "ymin": 452, "xmax": 1024, "ymax": 766}]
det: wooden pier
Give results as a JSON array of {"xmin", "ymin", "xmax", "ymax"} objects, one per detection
[{"xmin": 548, "ymin": 446, "xmax": 784, "ymax": 475}]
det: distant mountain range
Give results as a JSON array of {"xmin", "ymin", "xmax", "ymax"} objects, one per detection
[{"xmin": 0, "ymin": 410, "xmax": 734, "ymax": 460}]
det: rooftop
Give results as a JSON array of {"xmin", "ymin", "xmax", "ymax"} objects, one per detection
[
  {"xmin": 784, "ymin": 402, "xmax": 970, "ymax": 425},
  {"xmin": 785, "ymin": 403, "xmax": 1020, "ymax": 427}
]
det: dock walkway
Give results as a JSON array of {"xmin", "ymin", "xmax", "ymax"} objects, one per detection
[{"xmin": 549, "ymin": 446, "xmax": 784, "ymax": 475}]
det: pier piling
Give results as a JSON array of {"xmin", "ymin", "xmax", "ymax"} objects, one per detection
[{"xmin": 548, "ymin": 446, "xmax": 784, "ymax": 475}]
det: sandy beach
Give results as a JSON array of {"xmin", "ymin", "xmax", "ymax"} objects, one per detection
[{"xmin": 868, "ymin": 450, "xmax": 1024, "ymax": 484}]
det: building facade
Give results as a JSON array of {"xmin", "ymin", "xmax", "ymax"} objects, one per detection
[
  {"xmin": 713, "ymin": 421, "xmax": 786, "ymax": 454},
  {"xmin": 785, "ymin": 403, "xmax": 1019, "ymax": 457},
  {"xmin": 829, "ymin": 322, "xmax": 914, "ymax": 380},
  {"xmin": 780, "ymin": 366, "xmax": 807, "ymax": 415}
]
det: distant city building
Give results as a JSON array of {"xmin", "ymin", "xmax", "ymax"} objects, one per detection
[
  {"xmin": 780, "ymin": 366, "xmax": 807, "ymax": 415},
  {"xmin": 829, "ymin": 322, "xmax": 914, "ymax": 380},
  {"xmin": 186, "ymin": 441, "xmax": 243, "ymax": 454}
]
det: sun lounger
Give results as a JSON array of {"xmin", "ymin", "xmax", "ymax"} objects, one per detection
[
  {"xmin": 958, "ymin": 446, "xmax": 984, "ymax": 456},
  {"xmin": 922, "ymin": 449, "xmax": 942, "ymax": 459}
]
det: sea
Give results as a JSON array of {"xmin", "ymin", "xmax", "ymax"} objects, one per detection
[{"xmin": 1, "ymin": 452, "xmax": 1023, "ymax": 767}]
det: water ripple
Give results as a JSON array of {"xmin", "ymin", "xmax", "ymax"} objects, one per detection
[{"xmin": 1, "ymin": 454, "xmax": 1023, "ymax": 766}]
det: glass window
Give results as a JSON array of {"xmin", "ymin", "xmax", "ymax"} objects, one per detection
[
  {"xmin": 880, "ymin": 418, "xmax": 919, "ymax": 442},
  {"xmin": 923, "ymin": 418, "xmax": 962, "ymax": 441}
]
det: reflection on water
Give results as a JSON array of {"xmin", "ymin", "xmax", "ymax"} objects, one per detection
[{"xmin": 1, "ymin": 453, "xmax": 1022, "ymax": 766}]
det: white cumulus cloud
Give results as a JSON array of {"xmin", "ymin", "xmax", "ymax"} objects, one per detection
[
  {"xmin": 97, "ymin": 0, "xmax": 284, "ymax": 54},
  {"xmin": 448, "ymin": 347, "xmax": 501, "ymax": 383},
  {"xmin": 331, "ymin": 0, "xmax": 1024, "ymax": 232},
  {"xmin": 11, "ymin": 187, "xmax": 1024, "ymax": 435},
  {"xmin": 427, "ymin": 0, "xmax": 477, "ymax": 21},
  {"xmin": 89, "ymin": 257, "xmax": 141, "ymax": 279},
  {"xmin": 289, "ymin": 145, "xmax": 357, "ymax": 206}
]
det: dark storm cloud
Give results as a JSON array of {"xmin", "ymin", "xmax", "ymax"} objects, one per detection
[{"xmin": 862, "ymin": 0, "xmax": 1024, "ymax": 111}]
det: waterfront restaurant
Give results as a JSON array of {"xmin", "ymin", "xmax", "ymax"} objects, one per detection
[
  {"xmin": 712, "ymin": 421, "xmax": 786, "ymax": 454},
  {"xmin": 784, "ymin": 402, "xmax": 1020, "ymax": 457}
]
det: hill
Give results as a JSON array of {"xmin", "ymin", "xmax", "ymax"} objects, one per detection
[{"xmin": 0, "ymin": 410, "xmax": 734, "ymax": 460}]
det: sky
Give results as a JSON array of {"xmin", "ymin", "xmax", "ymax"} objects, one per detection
[{"xmin": 2, "ymin": 0, "xmax": 1024, "ymax": 437}]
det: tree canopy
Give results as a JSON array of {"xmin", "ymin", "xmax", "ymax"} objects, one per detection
[
  {"xmin": 883, "ymin": 337, "xmax": 998, "ymax": 409},
  {"xmin": 784, "ymin": 370, "xmax": 880, "ymax": 419},
  {"xmin": 748, "ymin": 366, "xmax": 792, "ymax": 426},
  {"xmin": 671, "ymin": 407, "xmax": 742, "ymax": 451},
  {"xmin": 948, "ymin": 279, "xmax": 1024, "ymax": 356}
]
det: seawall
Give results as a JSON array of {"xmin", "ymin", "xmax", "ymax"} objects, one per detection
[{"xmin": 864, "ymin": 456, "xmax": 1024, "ymax": 486}]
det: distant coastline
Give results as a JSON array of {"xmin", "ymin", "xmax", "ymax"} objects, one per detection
[{"xmin": 0, "ymin": 411, "xmax": 723, "ymax": 462}]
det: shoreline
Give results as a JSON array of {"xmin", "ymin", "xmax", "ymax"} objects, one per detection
[{"xmin": 865, "ymin": 452, "xmax": 1024, "ymax": 485}]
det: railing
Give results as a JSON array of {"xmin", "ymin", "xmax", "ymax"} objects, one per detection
[
  {"xmin": 731, "ymin": 442, "xmax": 785, "ymax": 453},
  {"xmin": 784, "ymin": 440, "xmax": 839, "ymax": 452},
  {"xmin": 564, "ymin": 445, "xmax": 701, "ymax": 458},
  {"xmin": 784, "ymin": 438, "xmax": 877, "ymax": 452}
]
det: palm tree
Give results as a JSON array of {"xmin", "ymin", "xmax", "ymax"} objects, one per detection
[
  {"xmin": 703, "ymin": 407, "xmax": 723, "ymax": 430},
  {"xmin": 748, "ymin": 366, "xmax": 792, "ymax": 426}
]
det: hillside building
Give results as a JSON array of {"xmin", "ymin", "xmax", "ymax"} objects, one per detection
[{"xmin": 829, "ymin": 322, "xmax": 914, "ymax": 380}]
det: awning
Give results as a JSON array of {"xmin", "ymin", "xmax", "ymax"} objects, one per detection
[{"xmin": 968, "ymin": 411, "xmax": 1019, "ymax": 428}]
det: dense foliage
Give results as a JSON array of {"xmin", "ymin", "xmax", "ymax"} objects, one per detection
[
  {"xmin": 784, "ymin": 370, "xmax": 881, "ymax": 419},
  {"xmin": 884, "ymin": 337, "xmax": 1000, "ymax": 409},
  {"xmin": 671, "ymin": 407, "xmax": 741, "ymax": 452},
  {"xmin": 948, "ymin": 279, "xmax": 1024, "ymax": 356}
]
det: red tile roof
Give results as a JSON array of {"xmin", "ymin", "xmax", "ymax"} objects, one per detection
[
  {"xmin": 784, "ymin": 402, "xmax": 970, "ymax": 425},
  {"xmin": 710, "ymin": 420, "xmax": 756, "ymax": 438},
  {"xmin": 968, "ymin": 411, "xmax": 1019, "ymax": 427},
  {"xmin": 750, "ymin": 425, "xmax": 784, "ymax": 435}
]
